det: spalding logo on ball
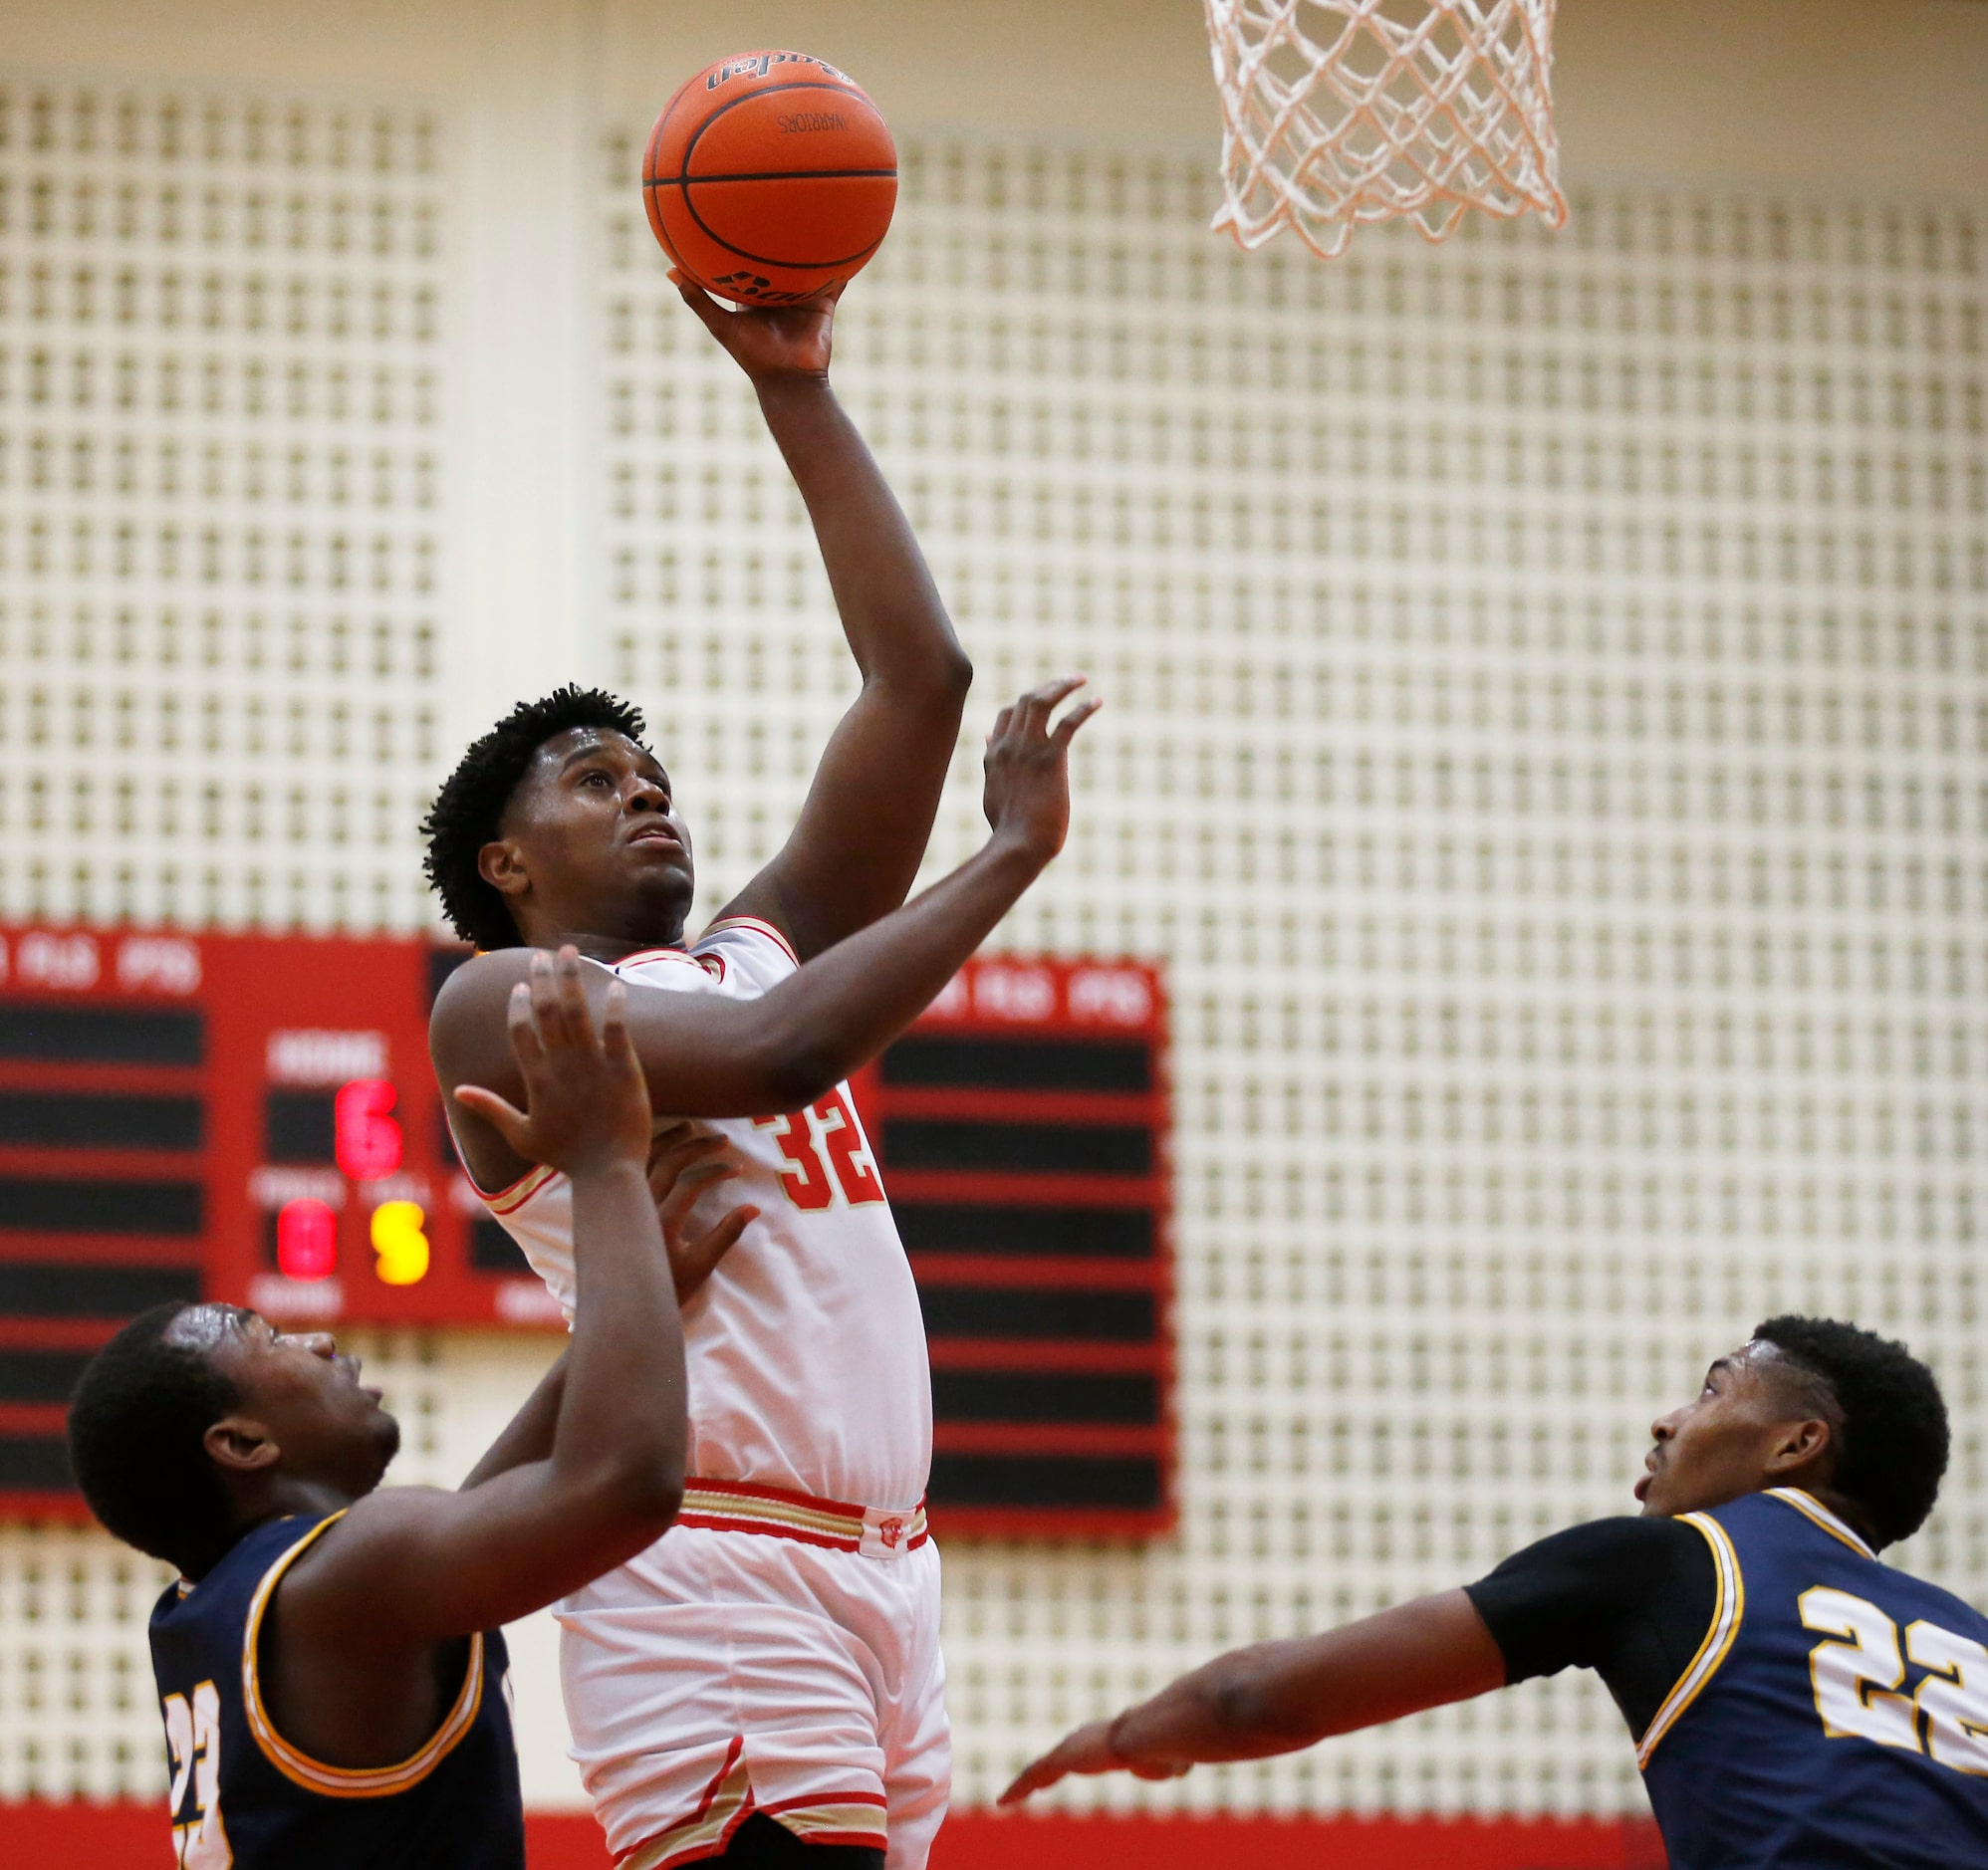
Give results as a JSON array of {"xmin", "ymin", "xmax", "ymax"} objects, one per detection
[{"xmin": 643, "ymin": 51, "xmax": 897, "ymax": 305}]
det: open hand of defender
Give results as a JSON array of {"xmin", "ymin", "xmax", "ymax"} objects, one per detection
[
  {"xmin": 1000, "ymin": 1720, "xmax": 1191, "ymax": 1804},
  {"xmin": 455, "ymin": 946, "xmax": 651, "ymax": 1177},
  {"xmin": 648, "ymin": 1123, "xmax": 759, "ymax": 1303},
  {"xmin": 982, "ymin": 674, "xmax": 1102, "ymax": 864},
  {"xmin": 669, "ymin": 266, "xmax": 843, "ymax": 382}
]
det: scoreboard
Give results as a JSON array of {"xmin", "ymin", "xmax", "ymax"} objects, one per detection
[
  {"xmin": 0, "ymin": 926, "xmax": 1171, "ymax": 1538},
  {"xmin": 856, "ymin": 955, "xmax": 1173, "ymax": 1538},
  {"xmin": 0, "ymin": 923, "xmax": 530, "ymax": 1515}
]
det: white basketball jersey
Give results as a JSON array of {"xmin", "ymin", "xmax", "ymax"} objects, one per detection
[{"xmin": 474, "ymin": 917, "xmax": 932, "ymax": 1511}]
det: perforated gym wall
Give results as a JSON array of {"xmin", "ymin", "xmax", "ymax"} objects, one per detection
[
  {"xmin": 0, "ymin": 84, "xmax": 447, "ymax": 936},
  {"xmin": 0, "ymin": 34, "xmax": 1984, "ymax": 1838},
  {"xmin": 595, "ymin": 132, "xmax": 1988, "ymax": 1817}
]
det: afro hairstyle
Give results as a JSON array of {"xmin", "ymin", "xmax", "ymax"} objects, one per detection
[
  {"xmin": 1753, "ymin": 1313, "xmax": 1950, "ymax": 1549},
  {"xmin": 422, "ymin": 686, "xmax": 651, "ymax": 951},
  {"xmin": 67, "ymin": 1302, "xmax": 243, "ymax": 1577}
]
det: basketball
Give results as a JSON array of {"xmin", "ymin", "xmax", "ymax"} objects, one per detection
[{"xmin": 642, "ymin": 51, "xmax": 896, "ymax": 306}]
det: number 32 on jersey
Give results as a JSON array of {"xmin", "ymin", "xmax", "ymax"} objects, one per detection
[{"xmin": 754, "ymin": 1087, "xmax": 885, "ymax": 1213}]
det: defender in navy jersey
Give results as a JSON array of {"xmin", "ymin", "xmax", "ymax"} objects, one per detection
[
  {"xmin": 1004, "ymin": 1315, "xmax": 1986, "ymax": 1870},
  {"xmin": 68, "ymin": 952, "xmax": 751, "ymax": 1869}
]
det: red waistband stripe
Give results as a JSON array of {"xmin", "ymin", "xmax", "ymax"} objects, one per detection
[{"xmin": 676, "ymin": 1479, "xmax": 927, "ymax": 1557}]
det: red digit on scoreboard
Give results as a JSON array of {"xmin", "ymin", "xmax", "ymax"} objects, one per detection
[
  {"xmin": 275, "ymin": 1199, "xmax": 338, "ymax": 1282},
  {"xmin": 334, "ymin": 1078, "xmax": 403, "ymax": 1180}
]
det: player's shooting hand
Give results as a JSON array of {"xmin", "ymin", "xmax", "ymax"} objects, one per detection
[
  {"xmin": 453, "ymin": 947, "xmax": 651, "ymax": 1178},
  {"xmin": 648, "ymin": 1123, "xmax": 759, "ymax": 1303},
  {"xmin": 982, "ymin": 675, "xmax": 1102, "ymax": 866},
  {"xmin": 997, "ymin": 1718, "xmax": 1191, "ymax": 1805},
  {"xmin": 668, "ymin": 268, "xmax": 843, "ymax": 383}
]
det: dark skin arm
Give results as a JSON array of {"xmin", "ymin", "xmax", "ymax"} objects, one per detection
[
  {"xmin": 433, "ymin": 679, "xmax": 1099, "ymax": 1191},
  {"xmin": 459, "ymin": 1123, "xmax": 756, "ymax": 1490},
  {"xmin": 672, "ymin": 273, "xmax": 973, "ymax": 963},
  {"xmin": 266, "ymin": 951, "xmax": 693, "ymax": 1766},
  {"xmin": 999, "ymin": 1591, "xmax": 1506, "ymax": 1801}
]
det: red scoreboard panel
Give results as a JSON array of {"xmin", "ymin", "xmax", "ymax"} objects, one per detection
[
  {"xmin": 0, "ymin": 926, "xmax": 1172, "ymax": 1541},
  {"xmin": 0, "ymin": 923, "xmax": 543, "ymax": 1514},
  {"xmin": 856, "ymin": 955, "xmax": 1174, "ymax": 1540}
]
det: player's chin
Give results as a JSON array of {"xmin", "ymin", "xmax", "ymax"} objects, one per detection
[
  {"xmin": 620, "ymin": 846, "xmax": 694, "ymax": 894},
  {"xmin": 1635, "ymin": 1476, "xmax": 1678, "ymax": 1519},
  {"xmin": 369, "ymin": 1407, "xmax": 403, "ymax": 1473}
]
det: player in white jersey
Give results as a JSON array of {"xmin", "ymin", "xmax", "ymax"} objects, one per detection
[{"xmin": 422, "ymin": 274, "xmax": 1099, "ymax": 1870}]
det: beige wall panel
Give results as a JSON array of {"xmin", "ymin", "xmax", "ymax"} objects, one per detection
[
  {"xmin": 597, "ymin": 0, "xmax": 1988, "ymax": 191},
  {"xmin": 2, "ymin": 0, "xmax": 1985, "ymax": 1827},
  {"xmin": 3, "ymin": 0, "xmax": 1985, "ymax": 189}
]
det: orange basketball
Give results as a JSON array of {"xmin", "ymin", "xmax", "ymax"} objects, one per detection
[{"xmin": 642, "ymin": 52, "xmax": 896, "ymax": 306}]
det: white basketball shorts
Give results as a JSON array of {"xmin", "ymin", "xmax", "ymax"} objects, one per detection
[{"xmin": 555, "ymin": 1484, "xmax": 949, "ymax": 1870}]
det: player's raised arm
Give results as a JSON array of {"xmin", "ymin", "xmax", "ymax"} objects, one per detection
[
  {"xmin": 999, "ymin": 1591, "xmax": 1505, "ymax": 1801},
  {"xmin": 455, "ymin": 1123, "xmax": 756, "ymax": 1491},
  {"xmin": 279, "ymin": 949, "xmax": 702, "ymax": 1642},
  {"xmin": 669, "ymin": 274, "xmax": 973, "ymax": 961},
  {"xmin": 432, "ymin": 679, "xmax": 1098, "ymax": 1185}
]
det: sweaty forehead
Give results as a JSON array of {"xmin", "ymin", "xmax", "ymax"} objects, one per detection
[
  {"xmin": 532, "ymin": 726, "xmax": 657, "ymax": 772},
  {"xmin": 1731, "ymin": 1338, "xmax": 1836, "ymax": 1416},
  {"xmin": 163, "ymin": 1302, "xmax": 254, "ymax": 1356}
]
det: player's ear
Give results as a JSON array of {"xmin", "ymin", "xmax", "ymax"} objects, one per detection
[
  {"xmin": 204, "ymin": 1416, "xmax": 282, "ymax": 1476},
  {"xmin": 478, "ymin": 837, "xmax": 530, "ymax": 900},
  {"xmin": 1763, "ymin": 1414, "xmax": 1833, "ymax": 1479}
]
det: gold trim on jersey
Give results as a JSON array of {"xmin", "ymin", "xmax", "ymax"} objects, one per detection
[
  {"xmin": 696, "ymin": 915, "xmax": 800, "ymax": 968},
  {"xmin": 241, "ymin": 1513, "xmax": 488, "ymax": 1798},
  {"xmin": 676, "ymin": 1478, "xmax": 928, "ymax": 1555},
  {"xmin": 758, "ymin": 1789, "xmax": 889, "ymax": 1848},
  {"xmin": 624, "ymin": 1739, "xmax": 753, "ymax": 1870},
  {"xmin": 1767, "ymin": 1487, "xmax": 1878, "ymax": 1560},
  {"xmin": 483, "ymin": 1162, "xmax": 558, "ymax": 1216},
  {"xmin": 1636, "ymin": 1511, "xmax": 1745, "ymax": 1768}
]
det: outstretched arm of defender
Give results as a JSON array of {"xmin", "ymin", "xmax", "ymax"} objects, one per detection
[
  {"xmin": 432, "ymin": 680, "xmax": 1098, "ymax": 1183},
  {"xmin": 670, "ymin": 275, "xmax": 972, "ymax": 961},
  {"xmin": 280, "ymin": 952, "xmax": 698, "ymax": 1643},
  {"xmin": 999, "ymin": 1591, "xmax": 1505, "ymax": 1801}
]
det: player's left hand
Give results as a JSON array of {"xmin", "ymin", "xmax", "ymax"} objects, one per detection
[
  {"xmin": 669, "ymin": 268, "xmax": 843, "ymax": 382},
  {"xmin": 647, "ymin": 1122, "xmax": 758, "ymax": 1302},
  {"xmin": 997, "ymin": 1719, "xmax": 1192, "ymax": 1804}
]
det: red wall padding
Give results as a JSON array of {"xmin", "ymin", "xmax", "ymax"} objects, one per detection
[{"xmin": 7, "ymin": 1799, "xmax": 1665, "ymax": 1868}]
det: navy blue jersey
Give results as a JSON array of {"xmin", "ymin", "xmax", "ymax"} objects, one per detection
[
  {"xmin": 148, "ymin": 1510, "xmax": 525, "ymax": 1869},
  {"xmin": 1640, "ymin": 1488, "xmax": 1988, "ymax": 1869}
]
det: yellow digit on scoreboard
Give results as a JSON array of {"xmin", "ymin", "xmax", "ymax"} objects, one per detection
[{"xmin": 370, "ymin": 1200, "xmax": 431, "ymax": 1286}]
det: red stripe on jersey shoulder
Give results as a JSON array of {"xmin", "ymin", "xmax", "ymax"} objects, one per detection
[
  {"xmin": 695, "ymin": 916, "xmax": 800, "ymax": 968},
  {"xmin": 485, "ymin": 1163, "xmax": 559, "ymax": 1216},
  {"xmin": 613, "ymin": 946, "xmax": 705, "ymax": 974}
]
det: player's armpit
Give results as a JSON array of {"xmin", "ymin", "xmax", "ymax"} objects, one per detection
[{"xmin": 714, "ymin": 654, "xmax": 971, "ymax": 963}]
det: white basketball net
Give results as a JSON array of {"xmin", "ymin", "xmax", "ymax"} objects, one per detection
[{"xmin": 1204, "ymin": 0, "xmax": 1568, "ymax": 260}]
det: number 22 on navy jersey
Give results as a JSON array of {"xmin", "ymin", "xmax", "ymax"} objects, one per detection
[
  {"xmin": 1799, "ymin": 1584, "xmax": 1988, "ymax": 1768},
  {"xmin": 162, "ymin": 1678, "xmax": 232, "ymax": 1865}
]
